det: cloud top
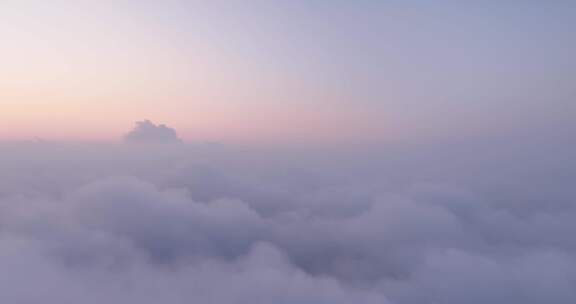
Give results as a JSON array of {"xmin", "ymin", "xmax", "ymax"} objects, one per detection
[
  {"xmin": 124, "ymin": 120, "xmax": 182, "ymax": 144},
  {"xmin": 0, "ymin": 140, "xmax": 575, "ymax": 303}
]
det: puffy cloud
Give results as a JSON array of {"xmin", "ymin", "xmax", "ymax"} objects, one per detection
[
  {"xmin": 0, "ymin": 177, "xmax": 389, "ymax": 303},
  {"xmin": 0, "ymin": 140, "xmax": 575, "ymax": 303},
  {"xmin": 124, "ymin": 120, "xmax": 182, "ymax": 144}
]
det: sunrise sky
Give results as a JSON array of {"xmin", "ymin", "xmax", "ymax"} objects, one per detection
[
  {"xmin": 3, "ymin": 2, "xmax": 576, "ymax": 303},
  {"xmin": 2, "ymin": 1, "xmax": 575, "ymax": 143}
]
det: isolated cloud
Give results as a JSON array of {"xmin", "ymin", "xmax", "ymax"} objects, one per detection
[
  {"xmin": 124, "ymin": 120, "xmax": 182, "ymax": 144},
  {"xmin": 0, "ymin": 140, "xmax": 575, "ymax": 303}
]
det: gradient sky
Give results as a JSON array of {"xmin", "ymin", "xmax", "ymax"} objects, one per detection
[{"xmin": 1, "ymin": 0, "xmax": 575, "ymax": 144}]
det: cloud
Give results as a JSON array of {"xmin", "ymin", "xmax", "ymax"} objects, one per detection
[
  {"xmin": 0, "ymin": 176, "xmax": 389, "ymax": 303},
  {"xmin": 124, "ymin": 120, "xmax": 182, "ymax": 144},
  {"xmin": 0, "ymin": 140, "xmax": 575, "ymax": 303}
]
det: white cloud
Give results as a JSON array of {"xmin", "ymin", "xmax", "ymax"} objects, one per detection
[
  {"xmin": 124, "ymin": 120, "xmax": 182, "ymax": 144},
  {"xmin": 0, "ymin": 141, "xmax": 575, "ymax": 303}
]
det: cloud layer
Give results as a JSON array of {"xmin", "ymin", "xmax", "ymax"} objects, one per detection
[{"xmin": 0, "ymin": 140, "xmax": 575, "ymax": 303}]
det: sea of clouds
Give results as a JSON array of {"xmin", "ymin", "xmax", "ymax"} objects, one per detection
[{"xmin": 0, "ymin": 123, "xmax": 575, "ymax": 303}]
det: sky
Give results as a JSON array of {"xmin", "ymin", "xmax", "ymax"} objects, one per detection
[{"xmin": 2, "ymin": 0, "xmax": 574, "ymax": 144}]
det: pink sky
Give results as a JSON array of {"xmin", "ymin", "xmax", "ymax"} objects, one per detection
[{"xmin": 2, "ymin": 1, "xmax": 573, "ymax": 144}]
